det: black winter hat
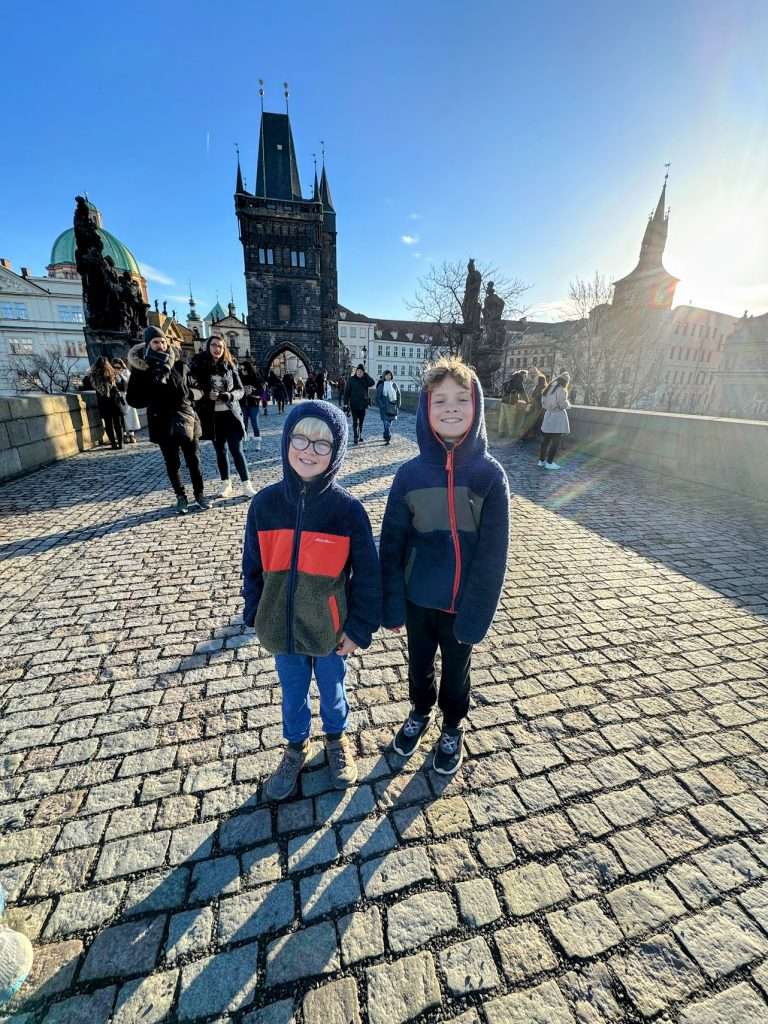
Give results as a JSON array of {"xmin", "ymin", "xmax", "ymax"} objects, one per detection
[
  {"xmin": 356, "ymin": 363, "xmax": 365, "ymax": 371},
  {"xmin": 143, "ymin": 325, "xmax": 165, "ymax": 351}
]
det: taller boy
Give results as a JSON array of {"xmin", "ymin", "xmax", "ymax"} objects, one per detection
[{"xmin": 381, "ymin": 357, "xmax": 510, "ymax": 774}]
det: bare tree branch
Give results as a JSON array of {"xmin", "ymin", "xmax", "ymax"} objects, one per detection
[{"xmin": 10, "ymin": 349, "xmax": 83, "ymax": 395}]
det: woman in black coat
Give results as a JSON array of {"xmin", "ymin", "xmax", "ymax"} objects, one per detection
[
  {"xmin": 90, "ymin": 356, "xmax": 124, "ymax": 449},
  {"xmin": 126, "ymin": 326, "xmax": 208, "ymax": 514},
  {"xmin": 190, "ymin": 335, "xmax": 254, "ymax": 498},
  {"xmin": 344, "ymin": 364, "xmax": 375, "ymax": 444},
  {"xmin": 239, "ymin": 359, "xmax": 262, "ymax": 451}
]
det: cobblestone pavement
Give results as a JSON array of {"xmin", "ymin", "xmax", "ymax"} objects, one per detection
[{"xmin": 2, "ymin": 406, "xmax": 768, "ymax": 1024}]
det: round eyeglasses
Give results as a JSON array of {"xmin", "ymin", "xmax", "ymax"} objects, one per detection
[{"xmin": 290, "ymin": 434, "xmax": 332, "ymax": 456}]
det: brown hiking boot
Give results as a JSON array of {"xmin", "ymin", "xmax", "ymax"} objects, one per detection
[
  {"xmin": 325, "ymin": 734, "xmax": 357, "ymax": 789},
  {"xmin": 263, "ymin": 744, "xmax": 309, "ymax": 802}
]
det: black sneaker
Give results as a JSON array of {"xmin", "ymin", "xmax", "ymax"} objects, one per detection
[
  {"xmin": 433, "ymin": 727, "xmax": 464, "ymax": 775},
  {"xmin": 193, "ymin": 494, "xmax": 211, "ymax": 510},
  {"xmin": 392, "ymin": 712, "xmax": 432, "ymax": 757},
  {"xmin": 176, "ymin": 495, "xmax": 189, "ymax": 515}
]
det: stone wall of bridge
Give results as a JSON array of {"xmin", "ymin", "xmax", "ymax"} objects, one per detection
[{"xmin": 0, "ymin": 393, "xmax": 105, "ymax": 482}]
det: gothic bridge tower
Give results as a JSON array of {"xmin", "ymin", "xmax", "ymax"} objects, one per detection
[
  {"xmin": 234, "ymin": 109, "xmax": 339, "ymax": 374},
  {"xmin": 612, "ymin": 172, "xmax": 679, "ymax": 311}
]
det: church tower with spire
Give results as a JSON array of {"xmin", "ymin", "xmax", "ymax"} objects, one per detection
[
  {"xmin": 234, "ymin": 104, "xmax": 340, "ymax": 373},
  {"xmin": 612, "ymin": 172, "xmax": 679, "ymax": 311}
]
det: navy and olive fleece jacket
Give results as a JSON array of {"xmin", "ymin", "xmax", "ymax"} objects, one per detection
[
  {"xmin": 380, "ymin": 379, "xmax": 510, "ymax": 645},
  {"xmin": 242, "ymin": 401, "xmax": 382, "ymax": 656}
]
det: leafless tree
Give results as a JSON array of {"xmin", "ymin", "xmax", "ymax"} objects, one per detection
[
  {"xmin": 561, "ymin": 272, "xmax": 613, "ymax": 404},
  {"xmin": 407, "ymin": 259, "xmax": 530, "ymax": 358},
  {"xmin": 10, "ymin": 349, "xmax": 83, "ymax": 395}
]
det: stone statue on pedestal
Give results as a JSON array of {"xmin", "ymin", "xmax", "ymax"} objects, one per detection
[{"xmin": 462, "ymin": 258, "xmax": 482, "ymax": 334}]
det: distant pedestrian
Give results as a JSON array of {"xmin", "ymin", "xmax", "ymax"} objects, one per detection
[
  {"xmin": 376, "ymin": 369, "xmax": 401, "ymax": 445},
  {"xmin": 239, "ymin": 359, "xmax": 262, "ymax": 451},
  {"xmin": 191, "ymin": 335, "xmax": 256, "ymax": 498},
  {"xmin": 90, "ymin": 356, "xmax": 124, "ymax": 449},
  {"xmin": 283, "ymin": 372, "xmax": 295, "ymax": 404},
  {"xmin": 344, "ymin": 364, "xmax": 375, "ymax": 444},
  {"xmin": 305, "ymin": 372, "xmax": 317, "ymax": 400},
  {"xmin": 522, "ymin": 367, "xmax": 548, "ymax": 439},
  {"xmin": 538, "ymin": 372, "xmax": 571, "ymax": 470},
  {"xmin": 127, "ymin": 326, "xmax": 209, "ymax": 514},
  {"xmin": 111, "ymin": 358, "xmax": 140, "ymax": 443},
  {"xmin": 260, "ymin": 381, "xmax": 270, "ymax": 414}
]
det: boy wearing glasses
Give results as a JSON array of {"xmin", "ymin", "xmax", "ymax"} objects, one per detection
[{"xmin": 243, "ymin": 401, "xmax": 381, "ymax": 801}]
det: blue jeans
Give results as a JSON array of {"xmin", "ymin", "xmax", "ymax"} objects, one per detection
[
  {"xmin": 275, "ymin": 652, "xmax": 349, "ymax": 744},
  {"xmin": 214, "ymin": 412, "xmax": 249, "ymax": 481},
  {"xmin": 380, "ymin": 412, "xmax": 393, "ymax": 441},
  {"xmin": 241, "ymin": 402, "xmax": 261, "ymax": 437}
]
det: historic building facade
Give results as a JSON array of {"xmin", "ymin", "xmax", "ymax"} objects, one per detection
[
  {"xmin": 235, "ymin": 110, "xmax": 339, "ymax": 375},
  {"xmin": 716, "ymin": 311, "xmax": 768, "ymax": 420}
]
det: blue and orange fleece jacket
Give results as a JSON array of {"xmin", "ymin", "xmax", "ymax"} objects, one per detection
[
  {"xmin": 242, "ymin": 401, "xmax": 382, "ymax": 657},
  {"xmin": 380, "ymin": 379, "xmax": 510, "ymax": 645}
]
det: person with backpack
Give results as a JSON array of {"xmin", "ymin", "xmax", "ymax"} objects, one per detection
[
  {"xmin": 90, "ymin": 356, "xmax": 124, "ymax": 449},
  {"xmin": 375, "ymin": 369, "xmax": 401, "ymax": 445},
  {"xmin": 538, "ymin": 371, "xmax": 571, "ymax": 469}
]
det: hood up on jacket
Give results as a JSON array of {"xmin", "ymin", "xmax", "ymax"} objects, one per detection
[
  {"xmin": 127, "ymin": 342, "xmax": 181, "ymax": 372},
  {"xmin": 415, "ymin": 377, "xmax": 488, "ymax": 466},
  {"xmin": 281, "ymin": 400, "xmax": 348, "ymax": 501}
]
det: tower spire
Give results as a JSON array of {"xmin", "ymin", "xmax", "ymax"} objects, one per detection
[
  {"xmin": 319, "ymin": 142, "xmax": 334, "ymax": 211},
  {"xmin": 235, "ymin": 143, "xmax": 244, "ymax": 193}
]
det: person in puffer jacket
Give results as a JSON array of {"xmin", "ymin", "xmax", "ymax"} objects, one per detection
[
  {"xmin": 242, "ymin": 400, "xmax": 381, "ymax": 800},
  {"xmin": 381, "ymin": 356, "xmax": 510, "ymax": 776}
]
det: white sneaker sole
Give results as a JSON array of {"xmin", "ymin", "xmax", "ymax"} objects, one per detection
[{"xmin": 392, "ymin": 725, "xmax": 430, "ymax": 758}]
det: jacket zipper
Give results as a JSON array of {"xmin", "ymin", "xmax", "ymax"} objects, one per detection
[
  {"xmin": 446, "ymin": 449, "xmax": 461, "ymax": 612},
  {"xmin": 286, "ymin": 485, "xmax": 306, "ymax": 653}
]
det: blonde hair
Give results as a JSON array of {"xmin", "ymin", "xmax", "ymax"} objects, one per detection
[
  {"xmin": 291, "ymin": 416, "xmax": 333, "ymax": 442},
  {"xmin": 422, "ymin": 355, "xmax": 476, "ymax": 392}
]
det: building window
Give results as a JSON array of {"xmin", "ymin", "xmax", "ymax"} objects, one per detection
[
  {"xmin": 1, "ymin": 302, "xmax": 28, "ymax": 319},
  {"xmin": 57, "ymin": 304, "xmax": 84, "ymax": 323},
  {"xmin": 350, "ymin": 327, "xmax": 357, "ymax": 338},
  {"xmin": 339, "ymin": 326, "xmax": 347, "ymax": 337},
  {"xmin": 299, "ymin": 252, "xmax": 306, "ymax": 268},
  {"xmin": 258, "ymin": 248, "xmax": 265, "ymax": 264},
  {"xmin": 267, "ymin": 249, "xmax": 274, "ymax": 265},
  {"xmin": 401, "ymin": 365, "xmax": 406, "ymax": 376},
  {"xmin": 290, "ymin": 251, "xmax": 297, "ymax": 267},
  {"xmin": 385, "ymin": 346, "xmax": 390, "ymax": 357},
  {"xmin": 378, "ymin": 345, "xmax": 383, "ymax": 356},
  {"xmin": 9, "ymin": 338, "xmax": 33, "ymax": 355}
]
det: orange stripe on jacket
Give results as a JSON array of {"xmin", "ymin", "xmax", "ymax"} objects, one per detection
[
  {"xmin": 258, "ymin": 529, "xmax": 294, "ymax": 572},
  {"xmin": 299, "ymin": 532, "xmax": 350, "ymax": 577}
]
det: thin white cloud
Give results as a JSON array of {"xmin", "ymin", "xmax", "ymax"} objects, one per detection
[
  {"xmin": 166, "ymin": 294, "xmax": 197, "ymax": 304},
  {"xmin": 401, "ymin": 234, "xmax": 419, "ymax": 246},
  {"xmin": 408, "ymin": 212, "xmax": 422, "ymax": 221},
  {"xmin": 139, "ymin": 263, "xmax": 175, "ymax": 286}
]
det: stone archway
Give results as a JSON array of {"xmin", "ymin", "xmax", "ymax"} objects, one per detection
[{"xmin": 261, "ymin": 342, "xmax": 312, "ymax": 380}]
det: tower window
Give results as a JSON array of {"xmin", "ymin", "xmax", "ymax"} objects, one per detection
[
  {"xmin": 299, "ymin": 252, "xmax": 305, "ymax": 268},
  {"xmin": 258, "ymin": 248, "xmax": 265, "ymax": 264},
  {"xmin": 267, "ymin": 249, "xmax": 274, "ymax": 265},
  {"xmin": 276, "ymin": 286, "xmax": 291, "ymax": 323}
]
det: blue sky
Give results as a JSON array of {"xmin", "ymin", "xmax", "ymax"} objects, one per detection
[{"xmin": 3, "ymin": 0, "xmax": 767, "ymax": 321}]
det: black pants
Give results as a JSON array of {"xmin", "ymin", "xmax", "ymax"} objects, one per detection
[
  {"xmin": 406, "ymin": 601, "xmax": 472, "ymax": 728},
  {"xmin": 98, "ymin": 397, "xmax": 123, "ymax": 448},
  {"xmin": 214, "ymin": 413, "xmax": 249, "ymax": 481},
  {"xmin": 539, "ymin": 433, "xmax": 562, "ymax": 463},
  {"xmin": 159, "ymin": 437, "xmax": 204, "ymax": 498},
  {"xmin": 351, "ymin": 408, "xmax": 366, "ymax": 440}
]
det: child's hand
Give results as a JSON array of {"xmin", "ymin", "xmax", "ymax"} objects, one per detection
[{"xmin": 336, "ymin": 633, "xmax": 359, "ymax": 656}]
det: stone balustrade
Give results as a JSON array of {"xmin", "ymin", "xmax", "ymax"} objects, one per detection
[{"xmin": 0, "ymin": 392, "xmax": 105, "ymax": 482}]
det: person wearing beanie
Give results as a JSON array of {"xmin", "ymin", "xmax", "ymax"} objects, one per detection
[
  {"xmin": 344, "ymin": 364, "xmax": 374, "ymax": 444},
  {"xmin": 375, "ymin": 369, "xmax": 401, "ymax": 445},
  {"xmin": 126, "ymin": 328, "xmax": 210, "ymax": 514},
  {"xmin": 538, "ymin": 371, "xmax": 571, "ymax": 470},
  {"xmin": 242, "ymin": 401, "xmax": 382, "ymax": 799},
  {"xmin": 0, "ymin": 883, "xmax": 34, "ymax": 1006}
]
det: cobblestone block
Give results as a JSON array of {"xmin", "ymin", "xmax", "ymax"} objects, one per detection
[
  {"xmin": 218, "ymin": 882, "xmax": 294, "ymax": 942},
  {"xmin": 165, "ymin": 906, "xmax": 214, "ymax": 961},
  {"xmin": 178, "ymin": 943, "xmax": 258, "ymax": 1020},
  {"xmin": 316, "ymin": 784, "xmax": 375, "ymax": 824},
  {"xmin": 475, "ymin": 826, "xmax": 516, "ymax": 868},
  {"xmin": 366, "ymin": 951, "xmax": 441, "ymax": 1024},
  {"xmin": 300, "ymin": 864, "xmax": 361, "ymax": 921},
  {"xmin": 607, "ymin": 878, "xmax": 686, "ymax": 938},
  {"xmin": 242, "ymin": 999, "xmax": 296, "ymax": 1024},
  {"xmin": 431, "ymin": 837, "xmax": 479, "ymax": 881},
  {"xmin": 387, "ymin": 890, "xmax": 457, "ymax": 951},
  {"xmin": 40, "ymin": 984, "xmax": 117, "ymax": 1023},
  {"xmin": 360, "ymin": 847, "xmax": 432, "ymax": 898},
  {"xmin": 113, "ymin": 969, "xmax": 179, "ymax": 1024},
  {"xmin": 169, "ymin": 821, "xmax": 217, "ymax": 864},
  {"xmin": 266, "ymin": 922, "xmax": 340, "ymax": 986},
  {"xmin": 95, "ymin": 831, "xmax": 170, "ymax": 880},
  {"xmin": 680, "ymin": 982, "xmax": 768, "ymax": 1024},
  {"xmin": 440, "ymin": 936, "xmax": 499, "ymax": 995},
  {"xmin": 303, "ymin": 977, "xmax": 360, "ymax": 1024},
  {"xmin": 45, "ymin": 881, "xmax": 124, "ymax": 937},
  {"xmin": 26, "ymin": 847, "xmax": 97, "ymax": 897},
  {"xmin": 494, "ymin": 922, "xmax": 557, "ymax": 983},
  {"xmin": 124, "ymin": 868, "xmax": 189, "ymax": 916},
  {"xmin": 559, "ymin": 841, "xmax": 624, "ymax": 898},
  {"xmin": 337, "ymin": 906, "xmax": 384, "ymax": 965},
  {"xmin": 80, "ymin": 915, "xmax": 166, "ymax": 980},
  {"xmin": 547, "ymin": 899, "xmax": 623, "ymax": 957},
  {"xmin": 674, "ymin": 902, "xmax": 768, "ymax": 979},
  {"xmin": 499, "ymin": 862, "xmax": 571, "ymax": 916},
  {"xmin": 0, "ymin": 825, "xmax": 58, "ymax": 866},
  {"xmin": 189, "ymin": 854, "xmax": 240, "ymax": 902},
  {"xmin": 484, "ymin": 979, "xmax": 576, "ymax": 1024},
  {"xmin": 609, "ymin": 827, "xmax": 666, "ymax": 874},
  {"xmin": 693, "ymin": 841, "xmax": 765, "ymax": 892},
  {"xmin": 219, "ymin": 808, "xmax": 272, "ymax": 851},
  {"xmin": 508, "ymin": 812, "xmax": 577, "ymax": 854},
  {"xmin": 610, "ymin": 933, "xmax": 705, "ymax": 1016},
  {"xmin": 667, "ymin": 861, "xmax": 720, "ymax": 910},
  {"xmin": 455, "ymin": 877, "xmax": 502, "ymax": 926},
  {"xmin": 288, "ymin": 827, "xmax": 339, "ymax": 873},
  {"xmin": 241, "ymin": 843, "xmax": 282, "ymax": 886},
  {"xmin": 338, "ymin": 815, "xmax": 396, "ymax": 859}
]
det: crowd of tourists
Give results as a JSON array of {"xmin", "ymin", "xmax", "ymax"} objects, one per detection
[{"xmin": 503, "ymin": 365, "xmax": 572, "ymax": 470}]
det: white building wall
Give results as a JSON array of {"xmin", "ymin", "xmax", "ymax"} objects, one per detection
[{"xmin": 0, "ymin": 270, "xmax": 89, "ymax": 395}]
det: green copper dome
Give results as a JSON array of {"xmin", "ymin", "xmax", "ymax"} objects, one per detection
[
  {"xmin": 50, "ymin": 227, "xmax": 141, "ymax": 277},
  {"xmin": 206, "ymin": 301, "xmax": 226, "ymax": 321}
]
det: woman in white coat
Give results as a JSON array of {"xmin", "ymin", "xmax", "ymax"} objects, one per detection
[
  {"xmin": 538, "ymin": 372, "xmax": 571, "ymax": 470},
  {"xmin": 112, "ymin": 358, "xmax": 141, "ymax": 443}
]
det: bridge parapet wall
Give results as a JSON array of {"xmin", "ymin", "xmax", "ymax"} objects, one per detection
[{"xmin": 0, "ymin": 392, "xmax": 105, "ymax": 482}]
